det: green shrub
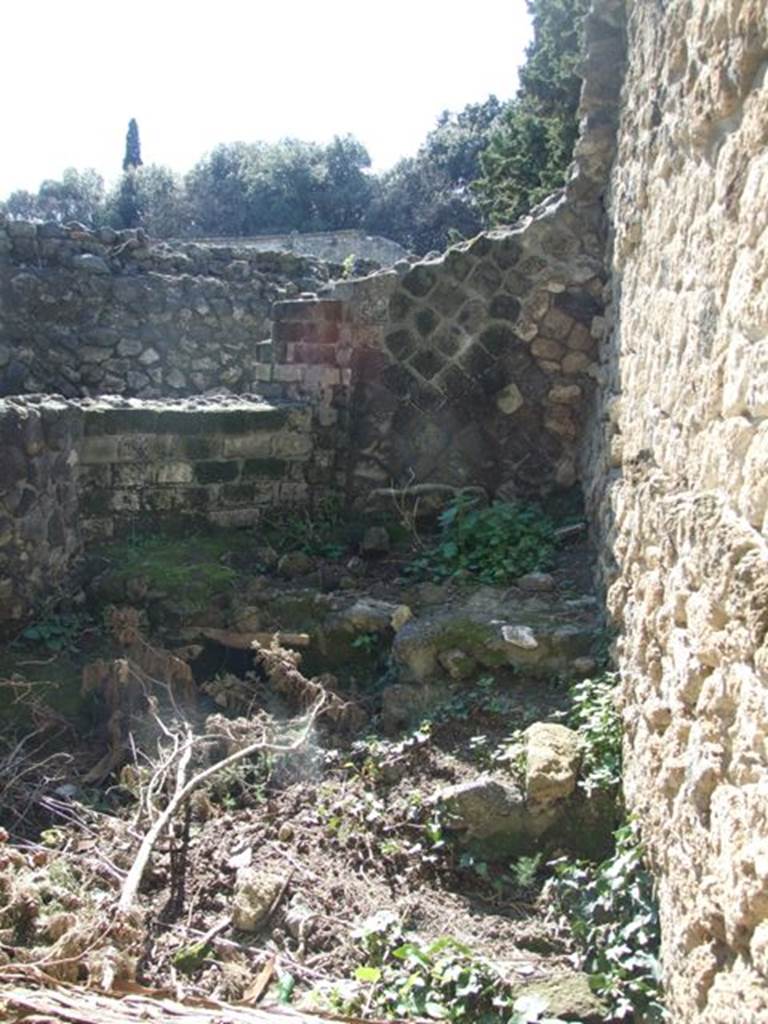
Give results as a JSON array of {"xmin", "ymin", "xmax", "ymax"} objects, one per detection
[
  {"xmin": 409, "ymin": 497, "xmax": 555, "ymax": 584},
  {"xmin": 567, "ymin": 673, "xmax": 622, "ymax": 795},
  {"xmin": 317, "ymin": 910, "xmax": 570, "ymax": 1023},
  {"xmin": 548, "ymin": 822, "xmax": 665, "ymax": 1021}
]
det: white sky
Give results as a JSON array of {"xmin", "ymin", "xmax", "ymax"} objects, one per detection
[{"xmin": 0, "ymin": 1, "xmax": 531, "ymax": 198}]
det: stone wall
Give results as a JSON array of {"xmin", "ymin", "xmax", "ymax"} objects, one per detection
[
  {"xmin": 189, "ymin": 229, "xmax": 408, "ymax": 267},
  {"xmin": 259, "ymin": 1, "xmax": 624, "ymax": 507},
  {"xmin": 78, "ymin": 397, "xmax": 316, "ymax": 541},
  {"xmin": 0, "ymin": 217, "xmax": 332, "ymax": 399},
  {"xmin": 0, "ymin": 394, "xmax": 327, "ymax": 630},
  {"xmin": 0, "ymin": 397, "xmax": 83, "ymax": 632},
  {"xmin": 585, "ymin": 0, "xmax": 768, "ymax": 1019}
]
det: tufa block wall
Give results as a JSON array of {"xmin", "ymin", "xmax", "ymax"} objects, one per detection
[{"xmin": 585, "ymin": 0, "xmax": 768, "ymax": 1019}]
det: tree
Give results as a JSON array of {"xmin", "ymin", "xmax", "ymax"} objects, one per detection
[
  {"xmin": 123, "ymin": 118, "xmax": 143, "ymax": 171},
  {"xmin": 364, "ymin": 96, "xmax": 503, "ymax": 253},
  {"xmin": 474, "ymin": 0, "xmax": 590, "ymax": 224},
  {"xmin": 0, "ymin": 168, "xmax": 106, "ymax": 225},
  {"xmin": 113, "ymin": 171, "xmax": 142, "ymax": 229}
]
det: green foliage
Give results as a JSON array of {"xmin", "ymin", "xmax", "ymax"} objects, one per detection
[
  {"xmin": 510, "ymin": 853, "xmax": 543, "ymax": 888},
  {"xmin": 260, "ymin": 496, "xmax": 347, "ymax": 559},
  {"xmin": 409, "ymin": 497, "xmax": 555, "ymax": 584},
  {"xmin": 548, "ymin": 822, "xmax": 665, "ymax": 1021},
  {"xmin": 185, "ymin": 134, "xmax": 373, "ymax": 236},
  {"xmin": 114, "ymin": 169, "xmax": 141, "ymax": 229},
  {"xmin": 172, "ymin": 940, "xmax": 211, "ymax": 975},
  {"xmin": 475, "ymin": 0, "xmax": 590, "ymax": 224},
  {"xmin": 351, "ymin": 632, "xmax": 379, "ymax": 654},
  {"xmin": 320, "ymin": 910, "xmax": 568, "ymax": 1022},
  {"xmin": 19, "ymin": 611, "xmax": 90, "ymax": 654},
  {"xmin": 364, "ymin": 96, "xmax": 503, "ymax": 254},
  {"xmin": 567, "ymin": 673, "xmax": 622, "ymax": 795},
  {"xmin": 123, "ymin": 118, "xmax": 143, "ymax": 172},
  {"xmin": 1, "ymin": 168, "xmax": 106, "ymax": 226}
]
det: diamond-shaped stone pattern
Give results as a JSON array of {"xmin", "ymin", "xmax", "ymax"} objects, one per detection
[{"xmin": 355, "ymin": 213, "xmax": 605, "ymax": 496}]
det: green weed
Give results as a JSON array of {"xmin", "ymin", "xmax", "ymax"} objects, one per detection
[
  {"xmin": 408, "ymin": 496, "xmax": 555, "ymax": 585},
  {"xmin": 547, "ymin": 821, "xmax": 665, "ymax": 1021},
  {"xmin": 567, "ymin": 673, "xmax": 622, "ymax": 795},
  {"xmin": 19, "ymin": 611, "xmax": 90, "ymax": 654},
  {"xmin": 316, "ymin": 910, "xmax": 570, "ymax": 1022}
]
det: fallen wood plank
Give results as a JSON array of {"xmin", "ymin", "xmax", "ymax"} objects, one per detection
[
  {"xmin": 0, "ymin": 983, "xmax": 417, "ymax": 1024},
  {"xmin": 200, "ymin": 629, "xmax": 311, "ymax": 650}
]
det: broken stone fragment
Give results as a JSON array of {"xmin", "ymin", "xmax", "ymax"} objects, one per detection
[
  {"xmin": 436, "ymin": 776, "xmax": 527, "ymax": 842},
  {"xmin": 334, "ymin": 598, "xmax": 412, "ymax": 634},
  {"xmin": 524, "ymin": 722, "xmax": 581, "ymax": 804},
  {"xmin": 277, "ymin": 551, "xmax": 315, "ymax": 578},
  {"xmin": 502, "ymin": 624, "xmax": 538, "ymax": 649},
  {"xmin": 231, "ymin": 868, "xmax": 284, "ymax": 932},
  {"xmin": 438, "ymin": 647, "xmax": 477, "ymax": 680},
  {"xmin": 516, "ymin": 571, "xmax": 556, "ymax": 592}
]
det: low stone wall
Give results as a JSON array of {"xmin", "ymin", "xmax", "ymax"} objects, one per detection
[
  {"xmin": 0, "ymin": 394, "xmax": 326, "ymax": 629},
  {"xmin": 0, "ymin": 218, "xmax": 332, "ymax": 399},
  {"xmin": 78, "ymin": 397, "xmax": 316, "ymax": 540},
  {"xmin": 189, "ymin": 229, "xmax": 408, "ymax": 267},
  {"xmin": 585, "ymin": 0, "xmax": 768, "ymax": 1019},
  {"xmin": 0, "ymin": 397, "xmax": 83, "ymax": 632}
]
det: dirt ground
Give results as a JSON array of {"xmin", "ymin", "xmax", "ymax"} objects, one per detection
[{"xmin": 0, "ymin": 514, "xmax": 614, "ymax": 1023}]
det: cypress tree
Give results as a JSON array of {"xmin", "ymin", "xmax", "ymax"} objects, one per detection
[{"xmin": 123, "ymin": 118, "xmax": 143, "ymax": 172}]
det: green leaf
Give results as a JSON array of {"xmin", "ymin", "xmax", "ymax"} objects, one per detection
[
  {"xmin": 276, "ymin": 972, "xmax": 295, "ymax": 1003},
  {"xmin": 355, "ymin": 966, "xmax": 381, "ymax": 983}
]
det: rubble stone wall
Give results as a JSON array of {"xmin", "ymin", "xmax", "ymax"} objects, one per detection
[
  {"xmin": 0, "ymin": 397, "xmax": 83, "ymax": 632},
  {"xmin": 584, "ymin": 0, "xmax": 768, "ymax": 1019},
  {"xmin": 191, "ymin": 229, "xmax": 408, "ymax": 266},
  {"xmin": 0, "ymin": 218, "xmax": 331, "ymax": 399}
]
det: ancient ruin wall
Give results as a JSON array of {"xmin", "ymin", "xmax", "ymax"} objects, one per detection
[
  {"xmin": 585, "ymin": 1, "xmax": 768, "ymax": 1019},
  {"xmin": 0, "ymin": 219, "xmax": 331, "ymax": 399},
  {"xmin": 190, "ymin": 229, "xmax": 408, "ymax": 267},
  {"xmin": 0, "ymin": 398, "xmax": 83, "ymax": 627}
]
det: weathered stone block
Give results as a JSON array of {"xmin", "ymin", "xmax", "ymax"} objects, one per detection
[
  {"xmin": 194, "ymin": 460, "xmax": 240, "ymax": 485},
  {"xmin": 241, "ymin": 458, "xmax": 287, "ymax": 480}
]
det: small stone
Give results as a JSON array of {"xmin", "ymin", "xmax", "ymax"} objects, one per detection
[
  {"xmin": 73, "ymin": 253, "xmax": 110, "ymax": 274},
  {"xmin": 277, "ymin": 551, "xmax": 315, "ymax": 578},
  {"xmin": 117, "ymin": 338, "xmax": 143, "ymax": 357},
  {"xmin": 572, "ymin": 656, "xmax": 597, "ymax": 676},
  {"xmin": 361, "ymin": 525, "xmax": 390, "ymax": 555},
  {"xmin": 496, "ymin": 382, "xmax": 524, "ymax": 415},
  {"xmin": 562, "ymin": 351, "xmax": 592, "ymax": 374},
  {"xmin": 231, "ymin": 867, "xmax": 284, "ymax": 931},
  {"xmin": 278, "ymin": 823, "xmax": 294, "ymax": 842},
  {"xmin": 438, "ymin": 648, "xmax": 477, "ymax": 680},
  {"xmin": 524, "ymin": 722, "xmax": 581, "ymax": 804},
  {"xmin": 502, "ymin": 624, "xmax": 538, "ymax": 649},
  {"xmin": 166, "ymin": 368, "xmax": 187, "ymax": 389},
  {"xmin": 138, "ymin": 347, "xmax": 161, "ymax": 366},
  {"xmin": 517, "ymin": 572, "xmax": 556, "ymax": 592},
  {"xmin": 548, "ymin": 384, "xmax": 582, "ymax": 404}
]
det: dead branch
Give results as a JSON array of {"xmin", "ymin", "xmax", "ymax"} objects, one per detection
[
  {"xmin": 253, "ymin": 639, "xmax": 366, "ymax": 733},
  {"xmin": 117, "ymin": 697, "xmax": 325, "ymax": 913}
]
